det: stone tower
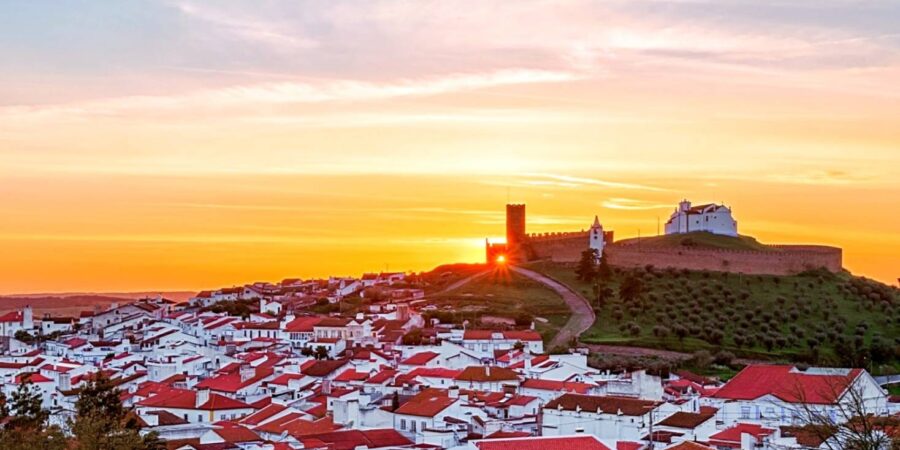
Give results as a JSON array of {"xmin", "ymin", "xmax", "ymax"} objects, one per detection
[
  {"xmin": 506, "ymin": 204, "xmax": 527, "ymax": 253},
  {"xmin": 589, "ymin": 215, "xmax": 605, "ymax": 259}
]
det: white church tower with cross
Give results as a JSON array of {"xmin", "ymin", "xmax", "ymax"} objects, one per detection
[{"xmin": 589, "ymin": 215, "xmax": 605, "ymax": 258}]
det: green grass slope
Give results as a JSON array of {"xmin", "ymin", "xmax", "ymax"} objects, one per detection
[
  {"xmin": 529, "ymin": 261, "xmax": 899, "ymax": 371},
  {"xmin": 614, "ymin": 231, "xmax": 776, "ymax": 252},
  {"xmin": 422, "ymin": 269, "xmax": 571, "ymax": 342}
]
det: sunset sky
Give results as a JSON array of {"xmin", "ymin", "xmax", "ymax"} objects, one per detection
[{"xmin": 1, "ymin": 0, "xmax": 898, "ymax": 293}]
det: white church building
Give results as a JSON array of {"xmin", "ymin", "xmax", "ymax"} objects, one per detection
[{"xmin": 664, "ymin": 200, "xmax": 738, "ymax": 237}]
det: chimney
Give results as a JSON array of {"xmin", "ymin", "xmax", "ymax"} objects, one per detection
[
  {"xmin": 322, "ymin": 379, "xmax": 332, "ymax": 395},
  {"xmin": 448, "ymin": 386, "xmax": 459, "ymax": 399},
  {"xmin": 240, "ymin": 364, "xmax": 255, "ymax": 383},
  {"xmin": 524, "ymin": 355, "xmax": 533, "ymax": 373},
  {"xmin": 196, "ymin": 388, "xmax": 210, "ymax": 408},
  {"xmin": 59, "ymin": 372, "xmax": 71, "ymax": 391},
  {"xmin": 23, "ymin": 305, "xmax": 33, "ymax": 329},
  {"xmin": 485, "ymin": 366, "xmax": 491, "ymax": 377}
]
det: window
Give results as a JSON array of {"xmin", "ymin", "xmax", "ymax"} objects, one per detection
[
  {"xmin": 422, "ymin": 421, "xmax": 426, "ymax": 431},
  {"xmin": 411, "ymin": 421, "xmax": 417, "ymax": 432},
  {"xmin": 198, "ymin": 414, "xmax": 203, "ymax": 422},
  {"xmin": 400, "ymin": 419, "xmax": 406, "ymax": 430},
  {"xmin": 740, "ymin": 406, "xmax": 752, "ymax": 419}
]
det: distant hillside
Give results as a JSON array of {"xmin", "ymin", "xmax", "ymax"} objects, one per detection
[
  {"xmin": 0, "ymin": 295, "xmax": 132, "ymax": 316},
  {"xmin": 530, "ymin": 260, "xmax": 899, "ymax": 371},
  {"xmin": 0, "ymin": 291, "xmax": 194, "ymax": 316},
  {"xmin": 4, "ymin": 291, "xmax": 195, "ymax": 302},
  {"xmin": 614, "ymin": 231, "xmax": 776, "ymax": 252}
]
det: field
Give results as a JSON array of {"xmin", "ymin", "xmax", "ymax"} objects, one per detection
[
  {"xmin": 421, "ymin": 267, "xmax": 571, "ymax": 342},
  {"xmin": 528, "ymin": 261, "xmax": 899, "ymax": 371}
]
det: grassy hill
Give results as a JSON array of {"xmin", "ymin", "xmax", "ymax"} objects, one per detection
[
  {"xmin": 614, "ymin": 231, "xmax": 776, "ymax": 252},
  {"xmin": 421, "ymin": 268, "xmax": 571, "ymax": 342},
  {"xmin": 528, "ymin": 261, "xmax": 899, "ymax": 372}
]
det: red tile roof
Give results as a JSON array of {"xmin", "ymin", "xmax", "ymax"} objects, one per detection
[
  {"xmin": 255, "ymin": 416, "xmax": 339, "ymax": 438},
  {"xmin": 366, "ymin": 369, "xmax": 397, "ymax": 385},
  {"xmin": 657, "ymin": 411, "xmax": 716, "ymax": 429},
  {"xmin": 240, "ymin": 403, "xmax": 288, "ymax": 426},
  {"xmin": 284, "ymin": 316, "xmax": 323, "ymax": 332},
  {"xmin": 302, "ymin": 359, "xmax": 349, "ymax": 377},
  {"xmin": 0, "ymin": 311, "xmax": 23, "ymax": 323},
  {"xmin": 475, "ymin": 435, "xmax": 610, "ymax": 450},
  {"xmin": 317, "ymin": 317, "xmax": 351, "ymax": 327},
  {"xmin": 709, "ymin": 423, "xmax": 775, "ymax": 448},
  {"xmin": 267, "ymin": 373, "xmax": 305, "ymax": 386},
  {"xmin": 16, "ymin": 372, "xmax": 53, "ymax": 383},
  {"xmin": 456, "ymin": 366, "xmax": 519, "ymax": 382},
  {"xmin": 394, "ymin": 389, "xmax": 457, "ymax": 417},
  {"xmin": 665, "ymin": 443, "xmax": 712, "ymax": 450},
  {"xmin": 616, "ymin": 442, "xmax": 645, "ymax": 450},
  {"xmin": 712, "ymin": 365, "xmax": 863, "ymax": 404},
  {"xmin": 333, "ymin": 369, "xmax": 370, "ymax": 383},
  {"xmin": 212, "ymin": 424, "xmax": 261, "ymax": 443},
  {"xmin": 400, "ymin": 351, "xmax": 439, "ymax": 366},
  {"xmin": 136, "ymin": 388, "xmax": 251, "ymax": 411},
  {"xmin": 195, "ymin": 366, "xmax": 274, "ymax": 393},
  {"xmin": 303, "ymin": 429, "xmax": 412, "ymax": 450},
  {"xmin": 484, "ymin": 430, "xmax": 531, "ymax": 439}
]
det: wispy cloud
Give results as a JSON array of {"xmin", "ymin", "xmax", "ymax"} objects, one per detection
[
  {"xmin": 0, "ymin": 69, "xmax": 582, "ymax": 122},
  {"xmin": 522, "ymin": 173, "xmax": 668, "ymax": 192},
  {"xmin": 170, "ymin": 1, "xmax": 319, "ymax": 50},
  {"xmin": 602, "ymin": 197, "xmax": 672, "ymax": 210}
]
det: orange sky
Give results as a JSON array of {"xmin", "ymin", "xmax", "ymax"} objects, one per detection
[{"xmin": 1, "ymin": 1, "xmax": 898, "ymax": 293}]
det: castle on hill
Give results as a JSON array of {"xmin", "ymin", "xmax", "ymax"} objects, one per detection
[
  {"xmin": 485, "ymin": 204, "xmax": 614, "ymax": 265},
  {"xmin": 485, "ymin": 201, "xmax": 842, "ymax": 276}
]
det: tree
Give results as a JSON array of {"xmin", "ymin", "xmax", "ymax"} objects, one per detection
[
  {"xmin": 7, "ymin": 374, "xmax": 48, "ymax": 430},
  {"xmin": 790, "ymin": 379, "xmax": 898, "ymax": 450},
  {"xmin": 314, "ymin": 345, "xmax": 330, "ymax": 360},
  {"xmin": 619, "ymin": 274, "xmax": 643, "ymax": 304},
  {"xmin": 575, "ymin": 248, "xmax": 598, "ymax": 282},
  {"xmin": 596, "ymin": 252, "xmax": 613, "ymax": 281},
  {"xmin": 0, "ymin": 377, "xmax": 67, "ymax": 450},
  {"xmin": 402, "ymin": 328, "xmax": 424, "ymax": 346},
  {"xmin": 69, "ymin": 372, "xmax": 163, "ymax": 450},
  {"xmin": 592, "ymin": 282, "xmax": 613, "ymax": 309}
]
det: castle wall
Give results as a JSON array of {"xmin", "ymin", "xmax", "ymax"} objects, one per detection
[
  {"xmin": 528, "ymin": 232, "xmax": 590, "ymax": 263},
  {"xmin": 604, "ymin": 244, "xmax": 842, "ymax": 275}
]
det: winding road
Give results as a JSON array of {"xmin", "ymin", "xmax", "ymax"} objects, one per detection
[
  {"xmin": 431, "ymin": 265, "xmax": 721, "ymax": 362},
  {"xmin": 510, "ymin": 266, "xmax": 596, "ymax": 349}
]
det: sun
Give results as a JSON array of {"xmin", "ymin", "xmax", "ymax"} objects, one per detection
[{"xmin": 495, "ymin": 254, "xmax": 506, "ymax": 264}]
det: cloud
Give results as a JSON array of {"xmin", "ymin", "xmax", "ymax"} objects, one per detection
[
  {"xmin": 170, "ymin": 1, "xmax": 319, "ymax": 50},
  {"xmin": 0, "ymin": 68, "xmax": 582, "ymax": 122},
  {"xmin": 522, "ymin": 173, "xmax": 668, "ymax": 192},
  {"xmin": 601, "ymin": 197, "xmax": 672, "ymax": 210}
]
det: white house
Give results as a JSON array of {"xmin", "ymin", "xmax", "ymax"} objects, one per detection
[
  {"xmin": 664, "ymin": 200, "xmax": 737, "ymax": 236},
  {"xmin": 709, "ymin": 365, "xmax": 888, "ymax": 428},
  {"xmin": 0, "ymin": 307, "xmax": 34, "ymax": 338},
  {"xmin": 541, "ymin": 393, "xmax": 677, "ymax": 442}
]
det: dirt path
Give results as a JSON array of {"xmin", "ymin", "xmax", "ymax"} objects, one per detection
[{"xmin": 511, "ymin": 266, "xmax": 595, "ymax": 349}]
